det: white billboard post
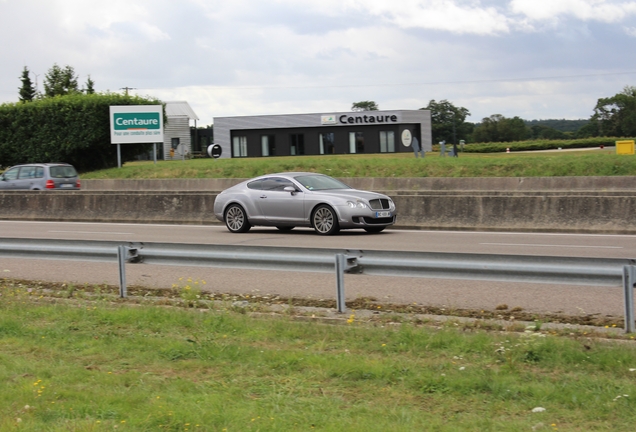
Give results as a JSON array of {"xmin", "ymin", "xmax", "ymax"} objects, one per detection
[{"xmin": 109, "ymin": 105, "xmax": 164, "ymax": 167}]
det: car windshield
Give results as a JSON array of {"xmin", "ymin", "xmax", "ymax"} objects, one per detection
[
  {"xmin": 294, "ymin": 174, "xmax": 350, "ymax": 191},
  {"xmin": 49, "ymin": 166, "xmax": 77, "ymax": 178}
]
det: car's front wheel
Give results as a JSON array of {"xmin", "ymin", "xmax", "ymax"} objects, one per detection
[
  {"xmin": 312, "ymin": 205, "xmax": 340, "ymax": 235},
  {"xmin": 224, "ymin": 204, "xmax": 251, "ymax": 233}
]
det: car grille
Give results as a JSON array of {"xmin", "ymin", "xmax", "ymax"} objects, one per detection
[
  {"xmin": 369, "ymin": 199, "xmax": 391, "ymax": 210},
  {"xmin": 362, "ymin": 216, "xmax": 395, "ymax": 225}
]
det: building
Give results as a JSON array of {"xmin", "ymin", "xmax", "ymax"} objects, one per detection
[
  {"xmin": 163, "ymin": 101, "xmax": 199, "ymax": 160},
  {"xmin": 212, "ymin": 110, "xmax": 431, "ymax": 159}
]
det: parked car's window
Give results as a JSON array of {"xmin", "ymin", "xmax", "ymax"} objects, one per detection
[
  {"xmin": 247, "ymin": 180, "xmax": 263, "ymax": 190},
  {"xmin": 2, "ymin": 167, "xmax": 19, "ymax": 181},
  {"xmin": 294, "ymin": 175, "xmax": 350, "ymax": 191},
  {"xmin": 18, "ymin": 166, "xmax": 36, "ymax": 179},
  {"xmin": 262, "ymin": 177, "xmax": 296, "ymax": 191},
  {"xmin": 49, "ymin": 165, "xmax": 78, "ymax": 178},
  {"xmin": 34, "ymin": 167, "xmax": 44, "ymax": 178}
]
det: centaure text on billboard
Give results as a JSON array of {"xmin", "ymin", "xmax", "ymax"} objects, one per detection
[{"xmin": 114, "ymin": 113, "xmax": 161, "ymax": 130}]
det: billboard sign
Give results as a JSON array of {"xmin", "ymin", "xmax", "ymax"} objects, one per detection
[{"xmin": 110, "ymin": 105, "xmax": 163, "ymax": 144}]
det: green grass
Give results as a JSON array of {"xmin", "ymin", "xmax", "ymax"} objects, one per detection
[
  {"xmin": 81, "ymin": 148, "xmax": 636, "ymax": 180},
  {"xmin": 2, "ymin": 283, "xmax": 636, "ymax": 431}
]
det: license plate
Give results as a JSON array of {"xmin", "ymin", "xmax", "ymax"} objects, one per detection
[
  {"xmin": 60, "ymin": 184, "xmax": 73, "ymax": 188},
  {"xmin": 376, "ymin": 211, "xmax": 391, "ymax": 218}
]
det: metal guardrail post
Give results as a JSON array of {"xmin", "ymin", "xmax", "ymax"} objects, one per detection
[
  {"xmin": 118, "ymin": 245, "xmax": 127, "ymax": 298},
  {"xmin": 335, "ymin": 253, "xmax": 346, "ymax": 313},
  {"xmin": 623, "ymin": 265, "xmax": 635, "ymax": 333}
]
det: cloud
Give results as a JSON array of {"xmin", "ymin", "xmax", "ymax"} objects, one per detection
[{"xmin": 510, "ymin": 0, "xmax": 636, "ymax": 23}]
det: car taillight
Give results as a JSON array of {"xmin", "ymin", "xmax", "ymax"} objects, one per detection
[
  {"xmin": 45, "ymin": 180, "xmax": 55, "ymax": 189},
  {"xmin": 76, "ymin": 180, "xmax": 81, "ymax": 189}
]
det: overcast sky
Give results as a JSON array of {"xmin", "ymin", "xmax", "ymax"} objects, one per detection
[{"xmin": 2, "ymin": 0, "xmax": 636, "ymax": 126}]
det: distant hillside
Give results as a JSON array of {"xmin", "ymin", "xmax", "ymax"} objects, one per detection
[{"xmin": 524, "ymin": 119, "xmax": 589, "ymax": 133}]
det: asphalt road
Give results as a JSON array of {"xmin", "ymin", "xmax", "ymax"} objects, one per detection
[{"xmin": 1, "ymin": 221, "xmax": 634, "ymax": 320}]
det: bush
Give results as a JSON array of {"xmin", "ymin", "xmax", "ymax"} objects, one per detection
[
  {"xmin": 462, "ymin": 137, "xmax": 630, "ymax": 153},
  {"xmin": 0, "ymin": 93, "xmax": 163, "ymax": 171}
]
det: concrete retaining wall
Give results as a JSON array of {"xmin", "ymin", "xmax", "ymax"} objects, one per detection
[
  {"xmin": 82, "ymin": 176, "xmax": 636, "ymax": 192},
  {"xmin": 1, "ymin": 189, "xmax": 635, "ymax": 234}
]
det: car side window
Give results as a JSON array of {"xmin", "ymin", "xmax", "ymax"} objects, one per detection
[
  {"xmin": 2, "ymin": 167, "xmax": 19, "ymax": 180},
  {"xmin": 247, "ymin": 180, "xmax": 263, "ymax": 190},
  {"xmin": 18, "ymin": 166, "xmax": 36, "ymax": 179},
  {"xmin": 262, "ymin": 177, "xmax": 296, "ymax": 191},
  {"xmin": 34, "ymin": 167, "xmax": 44, "ymax": 178}
]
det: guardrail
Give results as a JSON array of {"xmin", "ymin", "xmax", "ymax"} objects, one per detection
[{"xmin": 1, "ymin": 237, "xmax": 634, "ymax": 332}]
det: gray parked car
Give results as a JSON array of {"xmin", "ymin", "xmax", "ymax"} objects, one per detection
[
  {"xmin": 213, "ymin": 172, "xmax": 396, "ymax": 235},
  {"xmin": 0, "ymin": 163, "xmax": 81, "ymax": 190}
]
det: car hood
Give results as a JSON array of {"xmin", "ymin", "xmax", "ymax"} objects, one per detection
[{"xmin": 309, "ymin": 189, "xmax": 390, "ymax": 202}]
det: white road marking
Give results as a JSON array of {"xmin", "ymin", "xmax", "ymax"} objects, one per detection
[{"xmin": 480, "ymin": 242, "xmax": 622, "ymax": 249}]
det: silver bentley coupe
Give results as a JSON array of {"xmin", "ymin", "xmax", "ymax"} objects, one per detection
[{"xmin": 213, "ymin": 172, "xmax": 396, "ymax": 235}]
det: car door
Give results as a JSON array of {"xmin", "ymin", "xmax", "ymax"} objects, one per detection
[
  {"xmin": 0, "ymin": 167, "xmax": 20, "ymax": 190},
  {"xmin": 257, "ymin": 177, "xmax": 305, "ymax": 224},
  {"xmin": 15, "ymin": 165, "xmax": 37, "ymax": 190}
]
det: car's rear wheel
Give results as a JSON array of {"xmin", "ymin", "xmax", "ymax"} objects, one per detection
[
  {"xmin": 312, "ymin": 205, "xmax": 340, "ymax": 235},
  {"xmin": 224, "ymin": 204, "xmax": 251, "ymax": 233},
  {"xmin": 276, "ymin": 226, "xmax": 295, "ymax": 232},
  {"xmin": 364, "ymin": 227, "xmax": 385, "ymax": 233}
]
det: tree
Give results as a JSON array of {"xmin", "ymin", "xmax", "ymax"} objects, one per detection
[
  {"xmin": 588, "ymin": 86, "xmax": 636, "ymax": 137},
  {"xmin": 84, "ymin": 75, "xmax": 95, "ymax": 94},
  {"xmin": 471, "ymin": 114, "xmax": 530, "ymax": 143},
  {"xmin": 18, "ymin": 66, "xmax": 37, "ymax": 102},
  {"xmin": 43, "ymin": 64, "xmax": 79, "ymax": 97},
  {"xmin": 421, "ymin": 99, "xmax": 471, "ymax": 144},
  {"xmin": 351, "ymin": 101, "xmax": 379, "ymax": 111}
]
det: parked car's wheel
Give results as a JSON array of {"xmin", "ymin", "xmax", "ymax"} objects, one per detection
[
  {"xmin": 224, "ymin": 204, "xmax": 251, "ymax": 233},
  {"xmin": 312, "ymin": 205, "xmax": 340, "ymax": 235},
  {"xmin": 276, "ymin": 226, "xmax": 295, "ymax": 232},
  {"xmin": 364, "ymin": 227, "xmax": 385, "ymax": 233}
]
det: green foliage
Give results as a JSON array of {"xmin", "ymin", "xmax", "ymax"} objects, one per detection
[
  {"xmin": 421, "ymin": 99, "xmax": 472, "ymax": 144},
  {"xmin": 590, "ymin": 85, "xmax": 636, "ymax": 137},
  {"xmin": 0, "ymin": 93, "xmax": 162, "ymax": 171},
  {"xmin": 472, "ymin": 114, "xmax": 531, "ymax": 143},
  {"xmin": 18, "ymin": 67, "xmax": 36, "ymax": 103},
  {"xmin": 351, "ymin": 100, "xmax": 379, "ymax": 111},
  {"xmin": 524, "ymin": 119, "xmax": 589, "ymax": 133},
  {"xmin": 43, "ymin": 64, "xmax": 79, "ymax": 98},
  {"xmin": 463, "ymin": 137, "xmax": 626, "ymax": 153}
]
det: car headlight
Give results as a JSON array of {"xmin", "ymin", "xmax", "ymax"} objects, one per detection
[{"xmin": 347, "ymin": 201, "xmax": 367, "ymax": 209}]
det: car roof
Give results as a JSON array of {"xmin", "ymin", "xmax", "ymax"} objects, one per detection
[
  {"xmin": 9, "ymin": 163, "xmax": 74, "ymax": 168},
  {"xmin": 255, "ymin": 172, "xmax": 326, "ymax": 178}
]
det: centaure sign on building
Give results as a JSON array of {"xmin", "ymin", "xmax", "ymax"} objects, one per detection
[
  {"xmin": 109, "ymin": 105, "xmax": 164, "ymax": 144},
  {"xmin": 213, "ymin": 110, "xmax": 431, "ymax": 159}
]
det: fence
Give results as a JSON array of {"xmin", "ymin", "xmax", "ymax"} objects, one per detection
[{"xmin": 1, "ymin": 237, "xmax": 634, "ymax": 332}]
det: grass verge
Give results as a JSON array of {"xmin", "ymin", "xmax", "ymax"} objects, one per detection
[
  {"xmin": 2, "ymin": 279, "xmax": 636, "ymax": 431},
  {"xmin": 80, "ymin": 148, "xmax": 636, "ymax": 180}
]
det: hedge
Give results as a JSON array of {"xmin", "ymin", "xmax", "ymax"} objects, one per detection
[
  {"xmin": 460, "ymin": 137, "xmax": 631, "ymax": 153},
  {"xmin": 0, "ymin": 93, "xmax": 163, "ymax": 172}
]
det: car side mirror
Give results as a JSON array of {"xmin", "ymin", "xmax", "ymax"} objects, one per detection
[{"xmin": 284, "ymin": 186, "xmax": 297, "ymax": 194}]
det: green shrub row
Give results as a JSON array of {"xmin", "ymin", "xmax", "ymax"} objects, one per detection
[
  {"xmin": 0, "ymin": 93, "xmax": 163, "ymax": 172},
  {"xmin": 461, "ymin": 137, "xmax": 630, "ymax": 153}
]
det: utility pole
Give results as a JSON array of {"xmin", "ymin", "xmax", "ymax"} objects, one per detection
[{"xmin": 120, "ymin": 86, "xmax": 136, "ymax": 96}]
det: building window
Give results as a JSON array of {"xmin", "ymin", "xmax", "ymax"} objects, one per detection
[
  {"xmin": 290, "ymin": 134, "xmax": 304, "ymax": 155},
  {"xmin": 379, "ymin": 131, "xmax": 395, "ymax": 152},
  {"xmin": 232, "ymin": 136, "xmax": 247, "ymax": 157},
  {"xmin": 319, "ymin": 133, "xmax": 335, "ymax": 155},
  {"xmin": 349, "ymin": 132, "xmax": 364, "ymax": 154},
  {"xmin": 261, "ymin": 135, "xmax": 276, "ymax": 156}
]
